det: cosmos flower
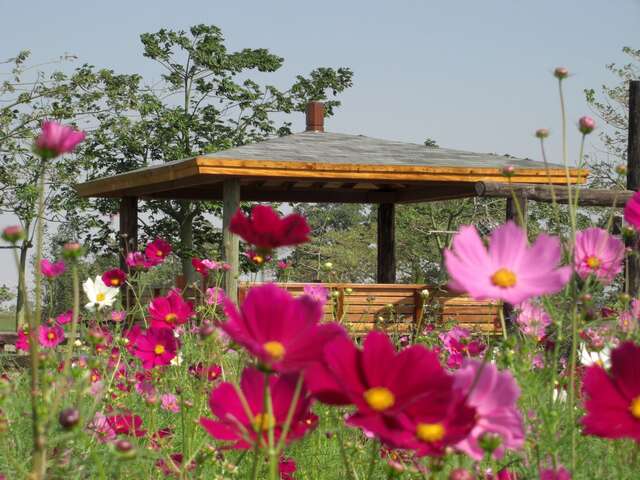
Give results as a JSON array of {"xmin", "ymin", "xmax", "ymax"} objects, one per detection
[
  {"xmin": 83, "ymin": 275, "xmax": 119, "ymax": 311},
  {"xmin": 444, "ymin": 222, "xmax": 571, "ymax": 304},
  {"xmin": 200, "ymin": 368, "xmax": 317, "ymax": 449},
  {"xmin": 515, "ymin": 301, "xmax": 551, "ymax": 340},
  {"xmin": 55, "ymin": 310, "xmax": 73, "ymax": 326},
  {"xmin": 581, "ymin": 341, "xmax": 640, "ymax": 442},
  {"xmin": 574, "ymin": 228, "xmax": 624, "ymax": 284},
  {"xmin": 221, "ymin": 283, "xmax": 345, "ymax": 373},
  {"xmin": 133, "ymin": 327, "xmax": 179, "ymax": 370},
  {"xmin": 148, "ymin": 289, "xmax": 193, "ymax": 330},
  {"xmin": 38, "ymin": 325, "xmax": 65, "ymax": 348},
  {"xmin": 624, "ymin": 191, "xmax": 640, "ymax": 230},
  {"xmin": 229, "ymin": 205, "xmax": 310, "ymax": 251},
  {"xmin": 34, "ymin": 120, "xmax": 85, "ymax": 159},
  {"xmin": 144, "ymin": 238, "xmax": 172, "ymax": 266},
  {"xmin": 102, "ymin": 268, "xmax": 127, "ymax": 288},
  {"xmin": 40, "ymin": 259, "xmax": 65, "ymax": 278}
]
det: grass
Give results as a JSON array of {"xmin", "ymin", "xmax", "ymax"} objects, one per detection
[{"xmin": 0, "ymin": 311, "xmax": 15, "ymax": 332}]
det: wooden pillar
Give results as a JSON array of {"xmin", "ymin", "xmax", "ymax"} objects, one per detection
[
  {"xmin": 377, "ymin": 203, "xmax": 396, "ymax": 283},
  {"xmin": 627, "ymin": 80, "xmax": 640, "ymax": 296},
  {"xmin": 222, "ymin": 179, "xmax": 240, "ymax": 303},
  {"xmin": 119, "ymin": 197, "xmax": 138, "ymax": 271},
  {"xmin": 505, "ymin": 193, "xmax": 527, "ymax": 227}
]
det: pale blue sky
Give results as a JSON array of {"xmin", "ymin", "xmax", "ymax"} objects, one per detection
[{"xmin": 1, "ymin": 0, "xmax": 639, "ymax": 287}]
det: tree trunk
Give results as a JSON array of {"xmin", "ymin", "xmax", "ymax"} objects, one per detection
[{"xmin": 179, "ymin": 201, "xmax": 196, "ymax": 286}]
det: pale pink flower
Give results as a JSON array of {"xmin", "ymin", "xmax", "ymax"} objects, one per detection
[
  {"xmin": 205, "ymin": 287, "xmax": 226, "ymax": 306},
  {"xmin": 88, "ymin": 412, "xmax": 116, "ymax": 443},
  {"xmin": 453, "ymin": 360, "xmax": 524, "ymax": 460},
  {"xmin": 515, "ymin": 301, "xmax": 551, "ymax": 340},
  {"xmin": 201, "ymin": 259, "xmax": 219, "ymax": 270},
  {"xmin": 111, "ymin": 310, "xmax": 127, "ymax": 322},
  {"xmin": 160, "ymin": 393, "xmax": 180, "ymax": 413},
  {"xmin": 444, "ymin": 222, "xmax": 571, "ymax": 304},
  {"xmin": 303, "ymin": 284, "xmax": 329, "ymax": 307},
  {"xmin": 574, "ymin": 228, "xmax": 624, "ymax": 284}
]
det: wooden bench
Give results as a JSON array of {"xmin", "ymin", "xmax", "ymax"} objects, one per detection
[{"xmin": 238, "ymin": 283, "xmax": 501, "ymax": 336}]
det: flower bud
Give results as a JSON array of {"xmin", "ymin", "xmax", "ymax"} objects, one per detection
[
  {"xmin": 478, "ymin": 432, "xmax": 502, "ymax": 455},
  {"xmin": 578, "ymin": 116, "xmax": 596, "ymax": 134},
  {"xmin": 619, "ymin": 292, "xmax": 631, "ymax": 304},
  {"xmin": 344, "ymin": 287, "xmax": 353, "ymax": 295},
  {"xmin": 535, "ymin": 128, "xmax": 550, "ymax": 139},
  {"xmin": 62, "ymin": 241, "xmax": 84, "ymax": 260},
  {"xmin": 501, "ymin": 165, "xmax": 515, "ymax": 178},
  {"xmin": 199, "ymin": 322, "xmax": 216, "ymax": 340},
  {"xmin": 114, "ymin": 439, "xmax": 136, "ymax": 459},
  {"xmin": 579, "ymin": 293, "xmax": 592, "ymax": 303},
  {"xmin": 2, "ymin": 225, "xmax": 25, "ymax": 244},
  {"xmin": 420, "ymin": 288, "xmax": 430, "ymax": 299},
  {"xmin": 554, "ymin": 67, "xmax": 569, "ymax": 79},
  {"xmin": 615, "ymin": 164, "xmax": 628, "ymax": 176},
  {"xmin": 58, "ymin": 408, "xmax": 80, "ymax": 430}
]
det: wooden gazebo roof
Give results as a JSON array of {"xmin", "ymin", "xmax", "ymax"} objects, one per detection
[{"xmin": 76, "ymin": 106, "xmax": 587, "ymax": 203}]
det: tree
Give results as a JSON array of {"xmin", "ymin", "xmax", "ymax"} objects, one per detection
[{"xmin": 78, "ymin": 24, "xmax": 353, "ymax": 284}]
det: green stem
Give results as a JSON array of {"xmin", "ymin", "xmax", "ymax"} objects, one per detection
[
  {"xmin": 365, "ymin": 439, "xmax": 379, "ymax": 480},
  {"xmin": 333, "ymin": 411, "xmax": 359, "ymax": 480},
  {"xmin": 62, "ymin": 264, "xmax": 81, "ymax": 376},
  {"xmin": 274, "ymin": 374, "xmax": 304, "ymax": 454},
  {"xmin": 264, "ymin": 373, "xmax": 278, "ymax": 480}
]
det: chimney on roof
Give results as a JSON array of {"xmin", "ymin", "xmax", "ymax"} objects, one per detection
[{"xmin": 305, "ymin": 101, "xmax": 324, "ymax": 132}]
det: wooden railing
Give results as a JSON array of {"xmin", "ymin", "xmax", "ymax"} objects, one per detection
[{"xmin": 238, "ymin": 282, "xmax": 502, "ymax": 336}]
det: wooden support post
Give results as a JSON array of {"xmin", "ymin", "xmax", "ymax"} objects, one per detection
[
  {"xmin": 222, "ymin": 179, "xmax": 240, "ymax": 304},
  {"xmin": 505, "ymin": 193, "xmax": 527, "ymax": 227},
  {"xmin": 627, "ymin": 80, "xmax": 640, "ymax": 296},
  {"xmin": 377, "ymin": 203, "xmax": 396, "ymax": 283},
  {"xmin": 119, "ymin": 197, "xmax": 138, "ymax": 271}
]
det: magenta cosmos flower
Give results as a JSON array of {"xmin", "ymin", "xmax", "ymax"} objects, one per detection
[
  {"xmin": 40, "ymin": 259, "xmax": 65, "ymax": 278},
  {"xmin": 148, "ymin": 289, "xmax": 193, "ymax": 330},
  {"xmin": 574, "ymin": 228, "xmax": 624, "ymax": 284},
  {"xmin": 540, "ymin": 467, "xmax": 572, "ymax": 480},
  {"xmin": 229, "ymin": 205, "xmax": 311, "ymax": 252},
  {"xmin": 144, "ymin": 238, "xmax": 172, "ymax": 266},
  {"xmin": 306, "ymin": 331, "xmax": 476, "ymax": 455},
  {"xmin": 102, "ymin": 268, "xmax": 127, "ymax": 287},
  {"xmin": 624, "ymin": 191, "xmax": 640, "ymax": 230},
  {"xmin": 34, "ymin": 120, "xmax": 85, "ymax": 159},
  {"xmin": 453, "ymin": 360, "xmax": 524, "ymax": 460},
  {"xmin": 221, "ymin": 283, "xmax": 345, "ymax": 372},
  {"xmin": 444, "ymin": 222, "xmax": 571, "ymax": 304},
  {"xmin": 133, "ymin": 327, "xmax": 179, "ymax": 369},
  {"xmin": 199, "ymin": 367, "xmax": 317, "ymax": 449},
  {"xmin": 581, "ymin": 341, "xmax": 640, "ymax": 442},
  {"xmin": 38, "ymin": 325, "xmax": 65, "ymax": 348}
]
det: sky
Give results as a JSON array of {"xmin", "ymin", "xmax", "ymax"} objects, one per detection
[{"xmin": 1, "ymin": 0, "xmax": 639, "ymax": 288}]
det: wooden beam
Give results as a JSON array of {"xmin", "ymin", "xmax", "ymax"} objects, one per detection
[
  {"xmin": 627, "ymin": 80, "xmax": 640, "ymax": 295},
  {"xmin": 377, "ymin": 203, "xmax": 396, "ymax": 283},
  {"xmin": 119, "ymin": 197, "xmax": 138, "ymax": 271},
  {"xmin": 475, "ymin": 181, "xmax": 633, "ymax": 207},
  {"xmin": 222, "ymin": 179, "xmax": 240, "ymax": 304}
]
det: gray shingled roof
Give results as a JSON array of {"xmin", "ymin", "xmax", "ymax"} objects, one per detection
[{"xmin": 203, "ymin": 131, "xmax": 556, "ymax": 169}]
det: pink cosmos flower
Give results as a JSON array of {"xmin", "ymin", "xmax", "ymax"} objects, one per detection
[
  {"xmin": 111, "ymin": 310, "xmax": 127, "ymax": 322},
  {"xmin": 202, "ymin": 259, "xmax": 219, "ymax": 270},
  {"xmin": 277, "ymin": 260, "xmax": 289, "ymax": 270},
  {"xmin": 205, "ymin": 287, "xmax": 226, "ymax": 306},
  {"xmin": 38, "ymin": 325, "xmax": 65, "ymax": 348},
  {"xmin": 133, "ymin": 327, "xmax": 179, "ymax": 369},
  {"xmin": 574, "ymin": 228, "xmax": 624, "ymax": 284},
  {"xmin": 279, "ymin": 457, "xmax": 297, "ymax": 480},
  {"xmin": 125, "ymin": 251, "xmax": 148, "ymax": 270},
  {"xmin": 199, "ymin": 367, "xmax": 317, "ymax": 449},
  {"xmin": 160, "ymin": 393, "xmax": 180, "ymax": 413},
  {"xmin": 148, "ymin": 289, "xmax": 193, "ymax": 330},
  {"xmin": 453, "ymin": 360, "xmax": 524, "ymax": 460},
  {"xmin": 221, "ymin": 283, "xmax": 346, "ymax": 372},
  {"xmin": 40, "ymin": 259, "xmax": 65, "ymax": 278},
  {"xmin": 106, "ymin": 414, "xmax": 146, "ymax": 437},
  {"xmin": 230, "ymin": 205, "xmax": 310, "ymax": 251},
  {"xmin": 88, "ymin": 412, "xmax": 116, "ymax": 443},
  {"xmin": 303, "ymin": 284, "xmax": 329, "ymax": 307},
  {"xmin": 515, "ymin": 301, "xmax": 551, "ymax": 340},
  {"xmin": 624, "ymin": 191, "xmax": 640, "ymax": 230},
  {"xmin": 16, "ymin": 328, "xmax": 30, "ymax": 352},
  {"xmin": 55, "ymin": 310, "xmax": 73, "ymax": 326},
  {"xmin": 144, "ymin": 238, "xmax": 172, "ymax": 266},
  {"xmin": 155, "ymin": 454, "xmax": 195, "ymax": 477},
  {"xmin": 540, "ymin": 467, "xmax": 571, "ymax": 480},
  {"xmin": 444, "ymin": 222, "xmax": 571, "ymax": 304},
  {"xmin": 191, "ymin": 258, "xmax": 209, "ymax": 277},
  {"xmin": 307, "ymin": 331, "xmax": 476, "ymax": 455},
  {"xmin": 102, "ymin": 268, "xmax": 127, "ymax": 287},
  {"xmin": 34, "ymin": 120, "xmax": 85, "ymax": 159}
]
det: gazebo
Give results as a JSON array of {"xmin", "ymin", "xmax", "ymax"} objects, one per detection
[{"xmin": 75, "ymin": 102, "xmax": 588, "ymax": 334}]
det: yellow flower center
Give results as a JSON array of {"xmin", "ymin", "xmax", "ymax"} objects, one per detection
[
  {"xmin": 154, "ymin": 344, "xmax": 165, "ymax": 355},
  {"xmin": 110, "ymin": 278, "xmax": 121, "ymax": 286},
  {"xmin": 363, "ymin": 387, "xmax": 395, "ymax": 411},
  {"xmin": 91, "ymin": 374, "xmax": 98, "ymax": 382},
  {"xmin": 630, "ymin": 397, "xmax": 640, "ymax": 419},
  {"xmin": 252, "ymin": 255, "xmax": 264, "ymax": 265},
  {"xmin": 491, "ymin": 268, "xmax": 517, "ymax": 288},
  {"xmin": 96, "ymin": 292, "xmax": 106, "ymax": 302},
  {"xmin": 586, "ymin": 256, "xmax": 601, "ymax": 269},
  {"xmin": 416, "ymin": 422, "xmax": 445, "ymax": 443},
  {"xmin": 47, "ymin": 332, "xmax": 56, "ymax": 341},
  {"xmin": 156, "ymin": 250, "xmax": 164, "ymax": 257},
  {"xmin": 165, "ymin": 313, "xmax": 178, "ymax": 324},
  {"xmin": 263, "ymin": 341, "xmax": 286, "ymax": 361},
  {"xmin": 252, "ymin": 412, "xmax": 276, "ymax": 432}
]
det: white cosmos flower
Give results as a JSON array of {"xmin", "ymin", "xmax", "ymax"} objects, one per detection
[
  {"xmin": 579, "ymin": 344, "xmax": 611, "ymax": 369},
  {"xmin": 83, "ymin": 275, "xmax": 119, "ymax": 311}
]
